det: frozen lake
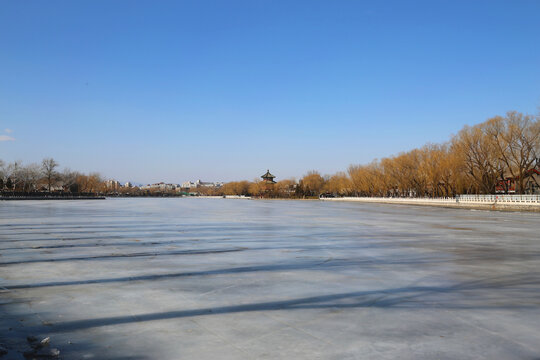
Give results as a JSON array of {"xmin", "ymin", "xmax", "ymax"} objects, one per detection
[{"xmin": 1, "ymin": 198, "xmax": 540, "ymax": 359}]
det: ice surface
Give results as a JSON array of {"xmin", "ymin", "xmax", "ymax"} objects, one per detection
[{"xmin": 1, "ymin": 198, "xmax": 539, "ymax": 359}]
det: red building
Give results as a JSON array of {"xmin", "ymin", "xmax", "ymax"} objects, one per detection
[{"xmin": 495, "ymin": 168, "xmax": 540, "ymax": 194}]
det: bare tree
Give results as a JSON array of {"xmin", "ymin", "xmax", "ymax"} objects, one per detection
[
  {"xmin": 16, "ymin": 164, "xmax": 41, "ymax": 192},
  {"xmin": 61, "ymin": 169, "xmax": 81, "ymax": 193},
  {"xmin": 0, "ymin": 159, "xmax": 4, "ymax": 190},
  {"xmin": 452, "ymin": 124, "xmax": 501, "ymax": 194},
  {"xmin": 5, "ymin": 161, "xmax": 22, "ymax": 191},
  {"xmin": 485, "ymin": 112, "xmax": 540, "ymax": 193},
  {"xmin": 42, "ymin": 158, "xmax": 59, "ymax": 192},
  {"xmin": 86, "ymin": 172, "xmax": 104, "ymax": 193}
]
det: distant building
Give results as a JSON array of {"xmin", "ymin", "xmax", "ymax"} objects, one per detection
[
  {"xmin": 106, "ymin": 180, "xmax": 121, "ymax": 191},
  {"xmin": 496, "ymin": 167, "xmax": 540, "ymax": 194},
  {"xmin": 182, "ymin": 180, "xmax": 224, "ymax": 189},
  {"xmin": 124, "ymin": 182, "xmax": 133, "ymax": 188},
  {"xmin": 140, "ymin": 182, "xmax": 179, "ymax": 191},
  {"xmin": 181, "ymin": 181, "xmax": 197, "ymax": 189}
]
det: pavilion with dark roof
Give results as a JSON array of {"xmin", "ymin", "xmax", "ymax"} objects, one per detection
[
  {"xmin": 261, "ymin": 170, "xmax": 276, "ymax": 184},
  {"xmin": 260, "ymin": 170, "xmax": 276, "ymax": 196}
]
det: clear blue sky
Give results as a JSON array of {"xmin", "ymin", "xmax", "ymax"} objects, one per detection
[{"xmin": 1, "ymin": 1, "xmax": 539, "ymax": 184}]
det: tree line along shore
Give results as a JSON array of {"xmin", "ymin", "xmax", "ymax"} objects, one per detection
[
  {"xmin": 196, "ymin": 111, "xmax": 540, "ymax": 198},
  {"xmin": 1, "ymin": 110, "xmax": 539, "ymax": 199}
]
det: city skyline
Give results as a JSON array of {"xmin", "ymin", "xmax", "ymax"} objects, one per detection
[{"xmin": 1, "ymin": 1, "xmax": 540, "ymax": 183}]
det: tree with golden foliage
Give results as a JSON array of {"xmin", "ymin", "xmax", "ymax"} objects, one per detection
[
  {"xmin": 275, "ymin": 178, "xmax": 296, "ymax": 198},
  {"xmin": 299, "ymin": 171, "xmax": 325, "ymax": 197},
  {"xmin": 322, "ymin": 172, "xmax": 351, "ymax": 196}
]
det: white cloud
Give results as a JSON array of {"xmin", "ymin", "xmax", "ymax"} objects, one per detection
[
  {"xmin": 4, "ymin": 128, "xmax": 13, "ymax": 133},
  {"xmin": 0, "ymin": 135, "xmax": 15, "ymax": 141}
]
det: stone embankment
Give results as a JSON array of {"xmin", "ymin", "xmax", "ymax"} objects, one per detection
[
  {"xmin": 320, "ymin": 195, "xmax": 540, "ymax": 211},
  {"xmin": 0, "ymin": 195, "xmax": 105, "ymax": 200}
]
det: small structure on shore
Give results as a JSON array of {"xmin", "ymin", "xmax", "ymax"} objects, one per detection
[
  {"xmin": 261, "ymin": 170, "xmax": 276, "ymax": 195},
  {"xmin": 495, "ymin": 167, "xmax": 540, "ymax": 194}
]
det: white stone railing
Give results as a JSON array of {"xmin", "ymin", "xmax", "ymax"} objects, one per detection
[
  {"xmin": 321, "ymin": 195, "xmax": 540, "ymax": 206},
  {"xmin": 457, "ymin": 194, "xmax": 540, "ymax": 203},
  {"xmin": 321, "ymin": 197, "xmax": 457, "ymax": 204}
]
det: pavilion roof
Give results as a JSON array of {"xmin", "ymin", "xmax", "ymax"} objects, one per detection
[{"xmin": 261, "ymin": 169, "xmax": 275, "ymax": 179}]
